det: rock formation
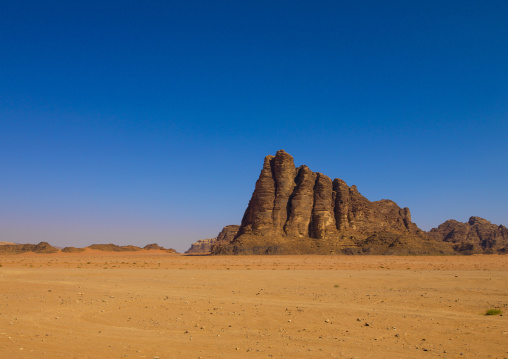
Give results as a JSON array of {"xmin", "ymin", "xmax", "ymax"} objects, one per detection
[
  {"xmin": 143, "ymin": 243, "xmax": 176, "ymax": 252},
  {"xmin": 87, "ymin": 244, "xmax": 143, "ymax": 251},
  {"xmin": 210, "ymin": 225, "xmax": 241, "ymax": 253},
  {"xmin": 185, "ymin": 238, "xmax": 215, "ymax": 254},
  {"xmin": 213, "ymin": 150, "xmax": 454, "ymax": 255},
  {"xmin": 185, "ymin": 225, "xmax": 240, "ymax": 254},
  {"xmin": 215, "ymin": 225, "xmax": 241, "ymax": 244},
  {"xmin": 0, "ymin": 242, "xmax": 59, "ymax": 254},
  {"xmin": 61, "ymin": 246, "xmax": 86, "ymax": 253},
  {"xmin": 428, "ymin": 216, "xmax": 508, "ymax": 254},
  {"xmin": 60, "ymin": 243, "xmax": 177, "ymax": 253},
  {"xmin": 142, "ymin": 243, "xmax": 167, "ymax": 251}
]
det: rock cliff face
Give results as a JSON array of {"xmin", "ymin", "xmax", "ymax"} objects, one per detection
[
  {"xmin": 185, "ymin": 225, "xmax": 240, "ymax": 254},
  {"xmin": 215, "ymin": 225, "xmax": 241, "ymax": 244},
  {"xmin": 213, "ymin": 150, "xmax": 453, "ymax": 255},
  {"xmin": 237, "ymin": 150, "xmax": 419, "ymax": 240},
  {"xmin": 428, "ymin": 217, "xmax": 508, "ymax": 254},
  {"xmin": 185, "ymin": 238, "xmax": 215, "ymax": 254}
]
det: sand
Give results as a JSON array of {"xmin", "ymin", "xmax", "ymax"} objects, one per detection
[{"xmin": 0, "ymin": 251, "xmax": 507, "ymax": 358}]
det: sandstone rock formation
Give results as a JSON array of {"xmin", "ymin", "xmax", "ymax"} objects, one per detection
[
  {"xmin": 60, "ymin": 243, "xmax": 177, "ymax": 253},
  {"xmin": 143, "ymin": 243, "xmax": 176, "ymax": 252},
  {"xmin": 215, "ymin": 225, "xmax": 241, "ymax": 244},
  {"xmin": 213, "ymin": 150, "xmax": 453, "ymax": 255},
  {"xmin": 144, "ymin": 243, "xmax": 164, "ymax": 250},
  {"xmin": 428, "ymin": 216, "xmax": 508, "ymax": 254},
  {"xmin": 186, "ymin": 225, "xmax": 240, "ymax": 254},
  {"xmin": 0, "ymin": 242, "xmax": 59, "ymax": 254},
  {"xmin": 185, "ymin": 238, "xmax": 215, "ymax": 254},
  {"xmin": 87, "ymin": 244, "xmax": 143, "ymax": 251},
  {"xmin": 61, "ymin": 246, "xmax": 86, "ymax": 253}
]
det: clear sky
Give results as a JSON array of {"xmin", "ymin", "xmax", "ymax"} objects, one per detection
[{"xmin": 1, "ymin": 1, "xmax": 507, "ymax": 252}]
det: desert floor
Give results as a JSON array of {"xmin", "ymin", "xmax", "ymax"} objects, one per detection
[{"xmin": 0, "ymin": 252, "xmax": 507, "ymax": 358}]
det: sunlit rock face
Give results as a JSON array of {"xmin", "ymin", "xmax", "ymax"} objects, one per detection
[
  {"xmin": 186, "ymin": 225, "xmax": 240, "ymax": 254},
  {"xmin": 214, "ymin": 150, "xmax": 454, "ymax": 255},
  {"xmin": 428, "ymin": 216, "xmax": 508, "ymax": 254},
  {"xmin": 238, "ymin": 150, "xmax": 418, "ymax": 239}
]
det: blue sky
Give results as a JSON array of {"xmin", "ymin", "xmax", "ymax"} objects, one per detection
[{"xmin": 1, "ymin": 1, "xmax": 507, "ymax": 252}]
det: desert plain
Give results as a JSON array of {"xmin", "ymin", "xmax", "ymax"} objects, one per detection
[{"xmin": 0, "ymin": 251, "xmax": 507, "ymax": 358}]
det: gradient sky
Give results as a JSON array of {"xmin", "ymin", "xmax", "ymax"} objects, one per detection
[{"xmin": 1, "ymin": 1, "xmax": 507, "ymax": 252}]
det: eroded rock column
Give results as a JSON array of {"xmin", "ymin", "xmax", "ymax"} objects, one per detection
[
  {"xmin": 239, "ymin": 155, "xmax": 276, "ymax": 235},
  {"xmin": 284, "ymin": 165, "xmax": 316, "ymax": 237},
  {"xmin": 333, "ymin": 178, "xmax": 351, "ymax": 231},
  {"xmin": 271, "ymin": 150, "xmax": 297, "ymax": 235},
  {"xmin": 310, "ymin": 173, "xmax": 337, "ymax": 239}
]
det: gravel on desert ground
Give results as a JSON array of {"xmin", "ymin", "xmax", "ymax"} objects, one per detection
[{"xmin": 0, "ymin": 252, "xmax": 507, "ymax": 358}]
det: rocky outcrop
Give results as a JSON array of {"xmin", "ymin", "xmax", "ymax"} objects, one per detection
[
  {"xmin": 61, "ymin": 246, "xmax": 86, "ymax": 253},
  {"xmin": 87, "ymin": 244, "xmax": 142, "ymax": 251},
  {"xmin": 216, "ymin": 225, "xmax": 241, "ymax": 244},
  {"xmin": 185, "ymin": 238, "xmax": 215, "ymax": 254},
  {"xmin": 428, "ymin": 217, "xmax": 508, "ymax": 254},
  {"xmin": 144, "ymin": 243, "xmax": 163, "ymax": 250},
  {"xmin": 185, "ymin": 225, "xmax": 240, "ymax": 254},
  {"xmin": 60, "ymin": 243, "xmax": 177, "ymax": 253},
  {"xmin": 0, "ymin": 242, "xmax": 59, "ymax": 254},
  {"xmin": 143, "ymin": 243, "xmax": 177, "ymax": 253},
  {"xmin": 213, "ymin": 150, "xmax": 453, "ymax": 255},
  {"xmin": 284, "ymin": 166, "xmax": 316, "ymax": 237},
  {"xmin": 310, "ymin": 173, "xmax": 337, "ymax": 239}
]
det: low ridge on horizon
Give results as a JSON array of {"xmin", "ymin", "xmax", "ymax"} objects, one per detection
[{"xmin": 0, "ymin": 242, "xmax": 177, "ymax": 255}]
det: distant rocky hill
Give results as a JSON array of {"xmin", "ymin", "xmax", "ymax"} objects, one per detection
[
  {"xmin": 0, "ymin": 242, "xmax": 176, "ymax": 254},
  {"xmin": 0, "ymin": 242, "xmax": 59, "ymax": 254},
  {"xmin": 186, "ymin": 238, "xmax": 215, "ymax": 254},
  {"xmin": 212, "ymin": 150, "xmax": 455, "ymax": 255},
  {"xmin": 60, "ymin": 247, "xmax": 86, "ymax": 253},
  {"xmin": 61, "ymin": 243, "xmax": 177, "ymax": 253},
  {"xmin": 86, "ymin": 244, "xmax": 142, "ymax": 251},
  {"xmin": 212, "ymin": 225, "xmax": 241, "ymax": 251},
  {"xmin": 186, "ymin": 225, "xmax": 240, "ymax": 254},
  {"xmin": 428, "ymin": 217, "xmax": 508, "ymax": 254}
]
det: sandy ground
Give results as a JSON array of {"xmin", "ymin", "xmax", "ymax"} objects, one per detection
[{"xmin": 0, "ymin": 251, "xmax": 507, "ymax": 358}]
